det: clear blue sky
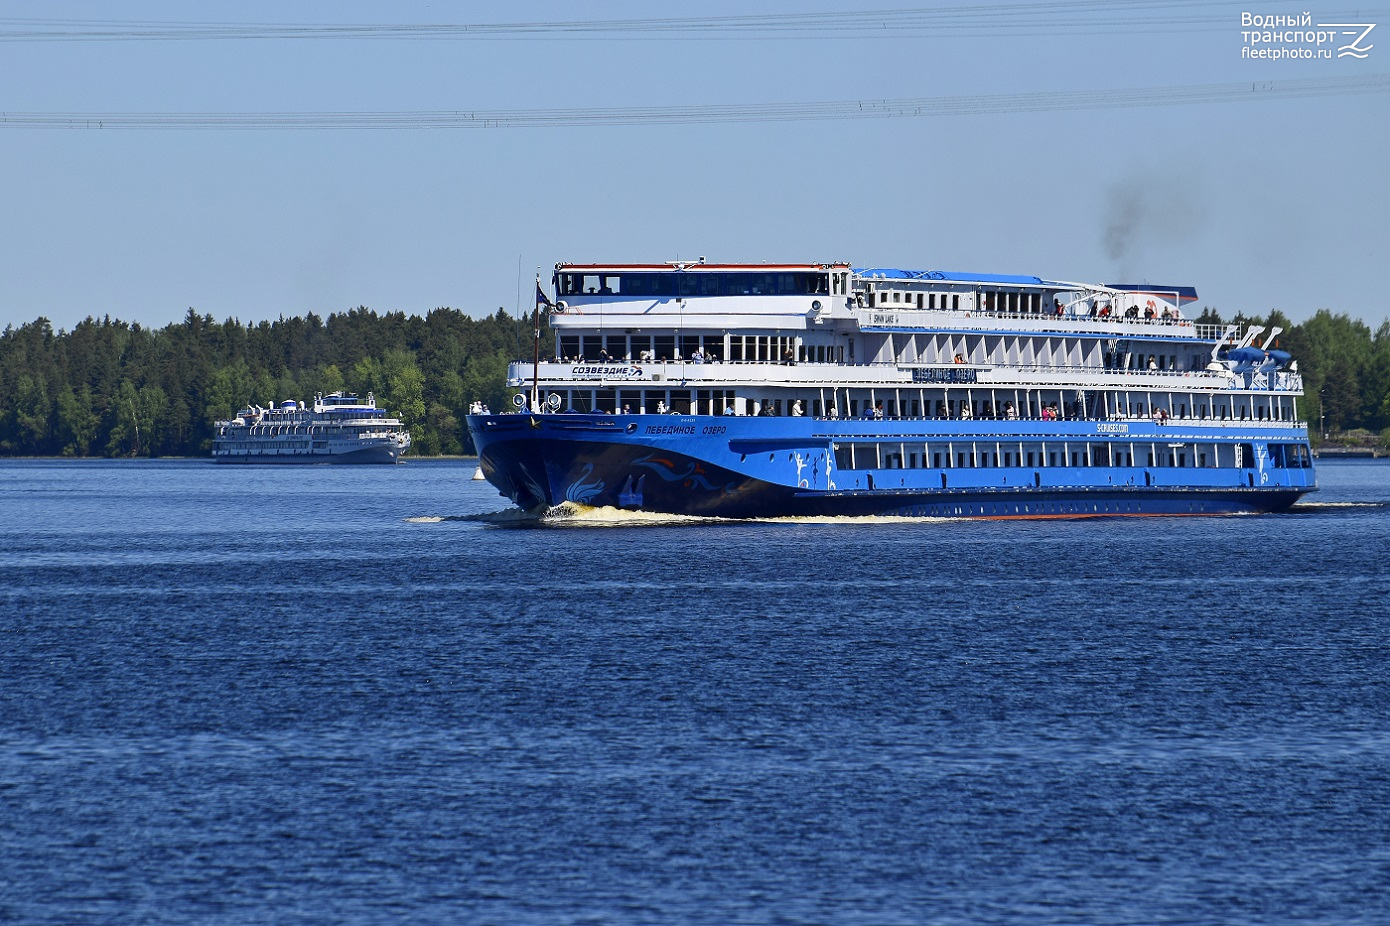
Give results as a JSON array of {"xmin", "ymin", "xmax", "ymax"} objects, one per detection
[{"xmin": 3, "ymin": 1, "xmax": 1388, "ymax": 332}]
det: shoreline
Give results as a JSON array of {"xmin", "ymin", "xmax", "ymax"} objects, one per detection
[{"xmin": 1315, "ymin": 447, "xmax": 1387, "ymax": 459}]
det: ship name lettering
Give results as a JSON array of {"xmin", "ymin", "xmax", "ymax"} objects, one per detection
[
  {"xmin": 644, "ymin": 425, "xmax": 697, "ymax": 435},
  {"xmin": 912, "ymin": 368, "xmax": 978, "ymax": 384}
]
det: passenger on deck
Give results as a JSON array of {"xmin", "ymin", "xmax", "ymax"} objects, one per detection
[{"xmin": 791, "ymin": 400, "xmax": 804, "ymax": 417}]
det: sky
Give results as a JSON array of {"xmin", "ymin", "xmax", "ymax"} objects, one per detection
[{"xmin": 2, "ymin": 0, "xmax": 1388, "ymax": 333}]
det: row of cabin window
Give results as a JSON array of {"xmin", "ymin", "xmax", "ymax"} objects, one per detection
[
  {"xmin": 554, "ymin": 272, "xmax": 831, "ymax": 299},
  {"xmin": 218, "ymin": 439, "xmax": 312, "ymax": 449},
  {"xmin": 559, "ymin": 335, "xmax": 842, "ymax": 364},
  {"xmin": 811, "ymin": 397, "xmax": 1289, "ymax": 422},
  {"xmin": 868, "ymin": 291, "xmax": 1038, "ymax": 311},
  {"xmin": 553, "ymin": 390, "xmax": 1294, "ymax": 426},
  {"xmin": 865, "ymin": 291, "xmax": 1055, "ymax": 313},
  {"xmin": 559, "ymin": 333, "xmax": 1204, "ymax": 374},
  {"xmin": 561, "ymin": 390, "xmax": 736, "ymax": 416},
  {"xmin": 550, "ymin": 386, "xmax": 1289, "ymax": 419},
  {"xmin": 558, "ymin": 332, "xmax": 841, "ymax": 367},
  {"xmin": 832, "ymin": 442, "xmax": 1312, "ymax": 471},
  {"xmin": 866, "ymin": 290, "xmax": 969, "ymax": 310}
]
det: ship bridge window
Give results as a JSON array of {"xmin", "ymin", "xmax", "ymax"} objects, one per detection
[
  {"xmin": 569, "ymin": 271, "xmax": 832, "ymax": 299},
  {"xmin": 553, "ymin": 273, "xmax": 624, "ymax": 295}
]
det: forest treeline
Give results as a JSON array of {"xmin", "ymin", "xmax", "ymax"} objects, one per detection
[
  {"xmin": 1193, "ymin": 307, "xmax": 1390, "ymax": 444},
  {"xmin": 1, "ymin": 304, "xmax": 1389, "ymax": 457},
  {"xmin": 0, "ymin": 307, "xmax": 527, "ymax": 457}
]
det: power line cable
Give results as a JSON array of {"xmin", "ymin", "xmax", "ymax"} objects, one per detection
[
  {"xmin": 3, "ymin": 73, "xmax": 1385, "ymax": 130},
  {"xmin": 2, "ymin": 2, "xmax": 1368, "ymax": 42}
]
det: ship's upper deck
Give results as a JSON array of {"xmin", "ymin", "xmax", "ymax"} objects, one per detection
[{"xmin": 549, "ymin": 261, "xmax": 1203, "ymax": 341}]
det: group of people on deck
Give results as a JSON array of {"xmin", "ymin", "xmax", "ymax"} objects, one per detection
[
  {"xmin": 555, "ymin": 348, "xmax": 726, "ymax": 364},
  {"xmin": 1052, "ymin": 298, "xmax": 1178, "ymax": 322}
]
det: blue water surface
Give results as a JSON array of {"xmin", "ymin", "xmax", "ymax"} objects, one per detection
[{"xmin": 2, "ymin": 458, "xmax": 1389, "ymax": 925}]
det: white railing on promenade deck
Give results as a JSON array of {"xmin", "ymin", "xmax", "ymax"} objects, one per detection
[
  {"xmin": 855, "ymin": 307, "xmax": 1199, "ymax": 334},
  {"xmin": 510, "ymin": 359, "xmax": 1304, "ymax": 394}
]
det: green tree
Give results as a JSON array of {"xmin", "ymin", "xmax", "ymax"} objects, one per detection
[
  {"xmin": 460, "ymin": 350, "xmax": 512, "ymax": 415},
  {"xmin": 107, "ymin": 380, "xmax": 168, "ymax": 457},
  {"xmin": 204, "ymin": 361, "xmax": 259, "ymax": 424},
  {"xmin": 354, "ymin": 348, "xmax": 426, "ymax": 448},
  {"xmin": 55, "ymin": 385, "xmax": 99, "ymax": 456},
  {"xmin": 1321, "ymin": 362, "xmax": 1361, "ymax": 433},
  {"xmin": 12, "ymin": 373, "xmax": 51, "ymax": 454}
]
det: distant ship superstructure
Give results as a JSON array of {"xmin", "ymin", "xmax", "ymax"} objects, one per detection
[{"xmin": 213, "ymin": 392, "xmax": 410, "ymax": 464}]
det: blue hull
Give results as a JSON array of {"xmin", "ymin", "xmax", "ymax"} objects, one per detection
[{"xmin": 468, "ymin": 413, "xmax": 1315, "ymax": 519}]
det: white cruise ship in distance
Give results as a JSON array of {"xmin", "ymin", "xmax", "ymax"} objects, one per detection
[
  {"xmin": 213, "ymin": 392, "xmax": 410, "ymax": 464},
  {"xmin": 466, "ymin": 259, "xmax": 1315, "ymax": 518}
]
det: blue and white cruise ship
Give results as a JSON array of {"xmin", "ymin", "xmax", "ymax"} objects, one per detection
[{"xmin": 467, "ymin": 261, "xmax": 1315, "ymax": 518}]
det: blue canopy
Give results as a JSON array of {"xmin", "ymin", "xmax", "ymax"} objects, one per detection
[
  {"xmin": 855, "ymin": 268, "xmax": 1046, "ymax": 285},
  {"xmin": 1225, "ymin": 347, "xmax": 1267, "ymax": 364}
]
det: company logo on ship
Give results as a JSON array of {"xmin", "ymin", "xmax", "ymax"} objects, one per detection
[{"xmin": 570, "ymin": 364, "xmax": 646, "ymax": 380}]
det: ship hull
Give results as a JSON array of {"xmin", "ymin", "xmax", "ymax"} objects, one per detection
[
  {"xmin": 212, "ymin": 443, "xmax": 405, "ymax": 464},
  {"xmin": 468, "ymin": 413, "xmax": 1315, "ymax": 519}
]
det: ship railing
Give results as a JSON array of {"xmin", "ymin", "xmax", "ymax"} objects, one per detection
[
  {"xmin": 855, "ymin": 307, "xmax": 1200, "ymax": 332},
  {"xmin": 809, "ymin": 411, "xmax": 1309, "ymax": 427},
  {"xmin": 508, "ymin": 358, "xmax": 1305, "ymax": 392}
]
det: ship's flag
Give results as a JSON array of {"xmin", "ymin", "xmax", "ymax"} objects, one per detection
[{"xmin": 535, "ymin": 282, "xmax": 553, "ymax": 310}]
